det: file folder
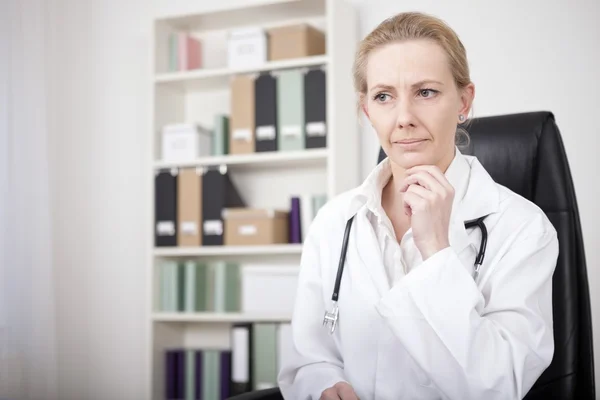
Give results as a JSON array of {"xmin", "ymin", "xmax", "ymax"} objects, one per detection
[
  {"xmin": 177, "ymin": 167, "xmax": 202, "ymax": 246},
  {"xmin": 254, "ymin": 72, "xmax": 278, "ymax": 152},
  {"xmin": 230, "ymin": 74, "xmax": 256, "ymax": 154},
  {"xmin": 304, "ymin": 68, "xmax": 327, "ymax": 148},
  {"xmin": 155, "ymin": 169, "xmax": 178, "ymax": 247},
  {"xmin": 201, "ymin": 166, "xmax": 245, "ymax": 246},
  {"xmin": 231, "ymin": 323, "xmax": 253, "ymax": 395},
  {"xmin": 276, "ymin": 69, "xmax": 305, "ymax": 151}
]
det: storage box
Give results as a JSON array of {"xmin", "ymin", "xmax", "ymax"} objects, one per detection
[
  {"xmin": 227, "ymin": 27, "xmax": 268, "ymax": 69},
  {"xmin": 223, "ymin": 208, "xmax": 289, "ymax": 246},
  {"xmin": 241, "ymin": 266, "xmax": 299, "ymax": 315},
  {"xmin": 229, "ymin": 75, "xmax": 256, "ymax": 154},
  {"xmin": 161, "ymin": 123, "xmax": 211, "ymax": 162},
  {"xmin": 267, "ymin": 24, "xmax": 326, "ymax": 61}
]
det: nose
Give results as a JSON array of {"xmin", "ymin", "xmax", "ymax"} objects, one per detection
[{"xmin": 395, "ymin": 98, "xmax": 417, "ymax": 130}]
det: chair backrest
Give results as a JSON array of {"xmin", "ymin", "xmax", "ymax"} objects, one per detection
[{"xmin": 378, "ymin": 111, "xmax": 595, "ymax": 399}]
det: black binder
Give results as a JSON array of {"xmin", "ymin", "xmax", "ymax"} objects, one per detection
[
  {"xmin": 254, "ymin": 72, "xmax": 278, "ymax": 152},
  {"xmin": 304, "ymin": 68, "xmax": 327, "ymax": 149},
  {"xmin": 201, "ymin": 166, "xmax": 245, "ymax": 246},
  {"xmin": 155, "ymin": 169, "xmax": 178, "ymax": 247}
]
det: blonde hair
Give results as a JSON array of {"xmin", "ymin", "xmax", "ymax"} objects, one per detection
[{"xmin": 352, "ymin": 12, "xmax": 473, "ymax": 141}]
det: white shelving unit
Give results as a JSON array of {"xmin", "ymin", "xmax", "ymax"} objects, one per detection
[{"xmin": 148, "ymin": 1, "xmax": 358, "ymax": 398}]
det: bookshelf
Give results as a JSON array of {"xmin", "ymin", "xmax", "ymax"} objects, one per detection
[{"xmin": 149, "ymin": 0, "xmax": 359, "ymax": 398}]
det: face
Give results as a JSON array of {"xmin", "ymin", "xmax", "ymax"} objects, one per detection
[{"xmin": 362, "ymin": 39, "xmax": 474, "ymax": 170}]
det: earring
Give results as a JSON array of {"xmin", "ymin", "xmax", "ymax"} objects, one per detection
[{"xmin": 458, "ymin": 114, "xmax": 465, "ymax": 123}]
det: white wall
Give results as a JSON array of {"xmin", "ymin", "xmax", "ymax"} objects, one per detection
[
  {"xmin": 352, "ymin": 0, "xmax": 600, "ymax": 391},
  {"xmin": 47, "ymin": 0, "xmax": 151, "ymax": 398}
]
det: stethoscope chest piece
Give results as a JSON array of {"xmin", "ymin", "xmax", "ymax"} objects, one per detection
[{"xmin": 323, "ymin": 301, "xmax": 339, "ymax": 334}]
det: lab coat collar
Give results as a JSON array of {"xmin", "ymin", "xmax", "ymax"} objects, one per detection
[{"xmin": 344, "ymin": 147, "xmax": 500, "ymax": 250}]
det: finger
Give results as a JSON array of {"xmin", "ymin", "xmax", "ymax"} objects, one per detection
[
  {"xmin": 320, "ymin": 388, "xmax": 342, "ymax": 400},
  {"xmin": 403, "ymin": 190, "xmax": 428, "ymax": 216},
  {"xmin": 406, "ymin": 183, "xmax": 435, "ymax": 202},
  {"xmin": 336, "ymin": 384, "xmax": 360, "ymax": 400},
  {"xmin": 407, "ymin": 165, "xmax": 454, "ymax": 192},
  {"xmin": 399, "ymin": 171, "xmax": 440, "ymax": 194}
]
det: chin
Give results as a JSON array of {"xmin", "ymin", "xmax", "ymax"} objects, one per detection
[{"xmin": 386, "ymin": 144, "xmax": 435, "ymax": 169}]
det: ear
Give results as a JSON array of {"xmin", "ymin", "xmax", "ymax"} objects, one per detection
[{"xmin": 458, "ymin": 82, "xmax": 475, "ymax": 119}]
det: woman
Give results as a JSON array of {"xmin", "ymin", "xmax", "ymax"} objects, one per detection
[{"xmin": 277, "ymin": 11, "xmax": 558, "ymax": 400}]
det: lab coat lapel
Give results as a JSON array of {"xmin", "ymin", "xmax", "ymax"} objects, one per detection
[
  {"xmin": 446, "ymin": 150, "xmax": 500, "ymax": 270},
  {"xmin": 348, "ymin": 207, "xmax": 390, "ymax": 302}
]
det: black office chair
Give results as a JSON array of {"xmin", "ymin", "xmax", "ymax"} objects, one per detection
[{"xmin": 228, "ymin": 111, "xmax": 595, "ymax": 399}]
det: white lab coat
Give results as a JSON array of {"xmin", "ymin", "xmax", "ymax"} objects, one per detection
[{"xmin": 278, "ymin": 150, "xmax": 558, "ymax": 400}]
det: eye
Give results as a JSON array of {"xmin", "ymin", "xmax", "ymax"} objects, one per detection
[
  {"xmin": 418, "ymin": 89, "xmax": 439, "ymax": 98},
  {"xmin": 373, "ymin": 93, "xmax": 391, "ymax": 103}
]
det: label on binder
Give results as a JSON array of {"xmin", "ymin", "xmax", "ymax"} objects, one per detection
[
  {"xmin": 281, "ymin": 125, "xmax": 301, "ymax": 137},
  {"xmin": 256, "ymin": 125, "xmax": 275, "ymax": 140},
  {"xmin": 239, "ymin": 225, "xmax": 258, "ymax": 236},
  {"xmin": 306, "ymin": 121, "xmax": 327, "ymax": 137},
  {"xmin": 156, "ymin": 221, "xmax": 175, "ymax": 236},
  {"xmin": 232, "ymin": 128, "xmax": 252, "ymax": 141},
  {"xmin": 204, "ymin": 220, "xmax": 223, "ymax": 235},
  {"xmin": 181, "ymin": 222, "xmax": 197, "ymax": 235}
]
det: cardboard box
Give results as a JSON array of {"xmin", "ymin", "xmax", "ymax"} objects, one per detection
[
  {"xmin": 241, "ymin": 266, "xmax": 299, "ymax": 314},
  {"xmin": 223, "ymin": 208, "xmax": 289, "ymax": 246},
  {"xmin": 227, "ymin": 27, "xmax": 267, "ymax": 69},
  {"xmin": 229, "ymin": 75, "xmax": 256, "ymax": 154},
  {"xmin": 161, "ymin": 123, "xmax": 211, "ymax": 161},
  {"xmin": 267, "ymin": 24, "xmax": 326, "ymax": 61}
]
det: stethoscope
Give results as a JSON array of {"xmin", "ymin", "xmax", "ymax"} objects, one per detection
[{"xmin": 323, "ymin": 214, "xmax": 488, "ymax": 334}]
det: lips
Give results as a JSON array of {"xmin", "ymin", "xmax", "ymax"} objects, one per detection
[{"xmin": 394, "ymin": 139, "xmax": 427, "ymax": 144}]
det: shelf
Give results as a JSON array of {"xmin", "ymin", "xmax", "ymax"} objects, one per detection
[
  {"xmin": 154, "ymin": 0, "xmax": 325, "ymax": 32},
  {"xmin": 155, "ymin": 55, "xmax": 328, "ymax": 91},
  {"xmin": 154, "ymin": 244, "xmax": 303, "ymax": 257},
  {"xmin": 153, "ymin": 312, "xmax": 292, "ymax": 323},
  {"xmin": 154, "ymin": 148, "xmax": 328, "ymax": 170}
]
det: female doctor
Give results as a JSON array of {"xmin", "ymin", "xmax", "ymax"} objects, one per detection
[{"xmin": 277, "ymin": 11, "xmax": 559, "ymax": 400}]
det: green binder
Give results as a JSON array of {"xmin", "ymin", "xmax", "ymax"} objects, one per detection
[
  {"xmin": 212, "ymin": 114, "xmax": 230, "ymax": 156},
  {"xmin": 212, "ymin": 261, "xmax": 241, "ymax": 313},
  {"xmin": 160, "ymin": 261, "xmax": 180, "ymax": 312},
  {"xmin": 185, "ymin": 349, "xmax": 195, "ymax": 400},
  {"xmin": 252, "ymin": 323, "xmax": 278, "ymax": 390},
  {"xmin": 276, "ymin": 69, "xmax": 305, "ymax": 151},
  {"xmin": 184, "ymin": 261, "xmax": 209, "ymax": 312},
  {"xmin": 202, "ymin": 350, "xmax": 220, "ymax": 400}
]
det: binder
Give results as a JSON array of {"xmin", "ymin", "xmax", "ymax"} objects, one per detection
[
  {"xmin": 304, "ymin": 68, "xmax": 327, "ymax": 148},
  {"xmin": 165, "ymin": 350, "xmax": 178, "ymax": 400},
  {"xmin": 231, "ymin": 324, "xmax": 253, "ymax": 395},
  {"xmin": 185, "ymin": 349, "xmax": 195, "ymax": 400},
  {"xmin": 252, "ymin": 323, "xmax": 278, "ymax": 390},
  {"xmin": 212, "ymin": 261, "xmax": 241, "ymax": 312},
  {"xmin": 201, "ymin": 166, "xmax": 245, "ymax": 246},
  {"xmin": 213, "ymin": 114, "xmax": 230, "ymax": 156},
  {"xmin": 230, "ymin": 74, "xmax": 256, "ymax": 154},
  {"xmin": 276, "ymin": 69, "xmax": 305, "ymax": 151},
  {"xmin": 219, "ymin": 351, "xmax": 232, "ymax": 400},
  {"xmin": 254, "ymin": 72, "xmax": 278, "ymax": 152},
  {"xmin": 155, "ymin": 169, "xmax": 178, "ymax": 247},
  {"xmin": 177, "ymin": 168, "xmax": 202, "ymax": 247},
  {"xmin": 183, "ymin": 261, "xmax": 209, "ymax": 312}
]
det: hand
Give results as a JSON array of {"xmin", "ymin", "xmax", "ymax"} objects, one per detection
[
  {"xmin": 399, "ymin": 165, "xmax": 454, "ymax": 260},
  {"xmin": 320, "ymin": 382, "xmax": 360, "ymax": 400}
]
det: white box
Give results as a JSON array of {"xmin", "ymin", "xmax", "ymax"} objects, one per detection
[
  {"xmin": 227, "ymin": 27, "xmax": 267, "ymax": 69},
  {"xmin": 161, "ymin": 123, "xmax": 211, "ymax": 162},
  {"xmin": 241, "ymin": 266, "xmax": 299, "ymax": 315}
]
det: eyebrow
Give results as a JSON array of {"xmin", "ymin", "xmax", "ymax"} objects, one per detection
[{"xmin": 369, "ymin": 80, "xmax": 444, "ymax": 92}]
